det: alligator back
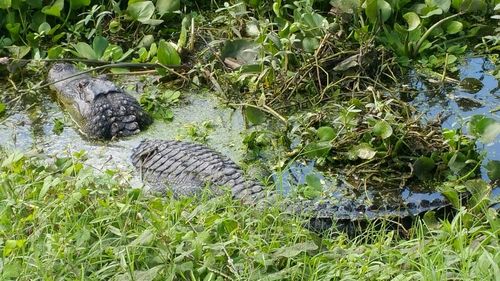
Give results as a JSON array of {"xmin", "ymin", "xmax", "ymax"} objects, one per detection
[
  {"xmin": 48, "ymin": 63, "xmax": 152, "ymax": 139},
  {"xmin": 131, "ymin": 139, "xmax": 266, "ymax": 203}
]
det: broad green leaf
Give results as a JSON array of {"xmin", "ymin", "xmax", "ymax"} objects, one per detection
[
  {"xmin": 70, "ymin": 0, "xmax": 90, "ymax": 9},
  {"xmin": 0, "ymin": 0, "xmax": 11, "ymax": 9},
  {"xmin": 459, "ymin": 0, "xmax": 487, "ymax": 13},
  {"xmin": 157, "ymin": 40, "xmax": 181, "ymax": 65},
  {"xmin": 37, "ymin": 22, "xmax": 51, "ymax": 34},
  {"xmin": 372, "ymin": 120, "xmax": 393, "ymax": 139},
  {"xmin": 273, "ymin": 241, "xmax": 318, "ymax": 258},
  {"xmin": 355, "ymin": 143, "xmax": 376, "ymax": 160},
  {"xmin": 48, "ymin": 46, "xmax": 63, "ymax": 59},
  {"xmin": 486, "ymin": 160, "xmax": 500, "ymax": 181},
  {"xmin": 42, "ymin": 0, "xmax": 64, "ymax": 17},
  {"xmin": 403, "ymin": 12, "xmax": 420, "ymax": 31},
  {"xmin": 302, "ymin": 37, "xmax": 319, "ymax": 53},
  {"xmin": 127, "ymin": 1, "xmax": 155, "ymax": 22},
  {"xmin": 317, "ymin": 126, "xmax": 335, "ymax": 141},
  {"xmin": 114, "ymin": 265, "xmax": 162, "ymax": 281},
  {"xmin": 413, "ymin": 156, "xmax": 435, "ymax": 180},
  {"xmin": 446, "ymin": 21, "xmax": 463, "ymax": 34},
  {"xmin": 420, "ymin": 7, "xmax": 443, "ymax": 18},
  {"xmin": 92, "ymin": 35, "xmax": 108, "ymax": 59},
  {"xmin": 365, "ymin": 0, "xmax": 392, "ymax": 23},
  {"xmin": 156, "ymin": 0, "xmax": 180, "ymax": 15},
  {"xmin": 130, "ymin": 229, "xmax": 154, "ymax": 246},
  {"xmin": 430, "ymin": 0, "xmax": 451, "ymax": 12},
  {"xmin": 304, "ymin": 141, "xmax": 332, "ymax": 158},
  {"xmin": 448, "ymin": 152, "xmax": 467, "ymax": 174},
  {"xmin": 377, "ymin": 0, "xmax": 392, "ymax": 22},
  {"xmin": 438, "ymin": 183, "xmax": 460, "ymax": 207},
  {"xmin": 6, "ymin": 45, "xmax": 30, "ymax": 59},
  {"xmin": 245, "ymin": 106, "xmax": 266, "ymax": 125},
  {"xmin": 468, "ymin": 115, "xmax": 500, "ymax": 143},
  {"xmin": 74, "ymin": 42, "xmax": 97, "ymax": 59}
]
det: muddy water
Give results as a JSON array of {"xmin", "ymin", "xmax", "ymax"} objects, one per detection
[
  {"xmin": 0, "ymin": 57, "xmax": 498, "ymax": 215},
  {"xmin": 408, "ymin": 57, "xmax": 499, "ymax": 182},
  {"xmin": 0, "ymin": 88, "xmax": 246, "ymax": 189}
]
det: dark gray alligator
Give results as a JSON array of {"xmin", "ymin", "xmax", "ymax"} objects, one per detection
[
  {"xmin": 48, "ymin": 63, "xmax": 152, "ymax": 139},
  {"xmin": 132, "ymin": 139, "xmax": 451, "ymax": 231}
]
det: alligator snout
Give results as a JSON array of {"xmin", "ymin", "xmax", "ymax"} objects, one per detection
[{"xmin": 48, "ymin": 63, "xmax": 152, "ymax": 139}]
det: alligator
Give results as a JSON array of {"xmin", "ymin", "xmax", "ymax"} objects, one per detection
[
  {"xmin": 48, "ymin": 63, "xmax": 152, "ymax": 139},
  {"xmin": 132, "ymin": 139, "xmax": 451, "ymax": 232}
]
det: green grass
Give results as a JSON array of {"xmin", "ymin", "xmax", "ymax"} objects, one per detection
[{"xmin": 0, "ymin": 151, "xmax": 498, "ymax": 281}]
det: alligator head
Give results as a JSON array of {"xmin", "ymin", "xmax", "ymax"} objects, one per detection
[{"xmin": 48, "ymin": 63, "xmax": 152, "ymax": 139}]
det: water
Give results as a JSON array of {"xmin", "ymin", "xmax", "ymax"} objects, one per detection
[
  {"xmin": 0, "ymin": 57, "xmax": 498, "ymax": 215},
  {"xmin": 407, "ymin": 57, "xmax": 499, "ymax": 180}
]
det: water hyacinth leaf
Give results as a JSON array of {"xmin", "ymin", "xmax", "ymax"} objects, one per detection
[
  {"xmin": 41, "ymin": 0, "xmax": 64, "ymax": 17},
  {"xmin": 372, "ymin": 120, "xmax": 393, "ymax": 139},
  {"xmin": 431, "ymin": 0, "xmax": 451, "ymax": 12},
  {"xmin": 302, "ymin": 37, "xmax": 319, "ymax": 53},
  {"xmin": 157, "ymin": 40, "xmax": 181, "ymax": 65},
  {"xmin": 0, "ymin": 0, "xmax": 11, "ymax": 9},
  {"xmin": 468, "ymin": 115, "xmax": 500, "ymax": 143},
  {"xmin": 92, "ymin": 35, "xmax": 108, "ymax": 59},
  {"xmin": 127, "ymin": 1, "xmax": 155, "ymax": 24},
  {"xmin": 413, "ymin": 156, "xmax": 435, "ymax": 180},
  {"xmin": 355, "ymin": 143, "xmax": 376, "ymax": 160},
  {"xmin": 70, "ymin": 0, "xmax": 90, "ymax": 9},
  {"xmin": 448, "ymin": 152, "xmax": 467, "ymax": 174},
  {"xmin": 446, "ymin": 21, "xmax": 463, "ymax": 34},
  {"xmin": 365, "ymin": 0, "xmax": 392, "ymax": 23},
  {"xmin": 485, "ymin": 160, "xmax": 500, "ymax": 181},
  {"xmin": 459, "ymin": 0, "xmax": 487, "ymax": 13},
  {"xmin": 245, "ymin": 106, "xmax": 266, "ymax": 125},
  {"xmin": 74, "ymin": 42, "xmax": 97, "ymax": 59},
  {"xmin": 304, "ymin": 141, "xmax": 332, "ymax": 157},
  {"xmin": 156, "ymin": 0, "xmax": 180, "ymax": 15},
  {"xmin": 317, "ymin": 126, "xmax": 335, "ymax": 141},
  {"xmin": 273, "ymin": 241, "xmax": 318, "ymax": 258},
  {"xmin": 438, "ymin": 183, "xmax": 460, "ymax": 207},
  {"xmin": 420, "ymin": 6, "xmax": 443, "ymax": 18},
  {"xmin": 403, "ymin": 12, "xmax": 420, "ymax": 31},
  {"xmin": 37, "ymin": 22, "xmax": 51, "ymax": 34}
]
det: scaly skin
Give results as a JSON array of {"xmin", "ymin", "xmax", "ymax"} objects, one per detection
[
  {"xmin": 48, "ymin": 63, "xmax": 152, "ymax": 139},
  {"xmin": 131, "ymin": 139, "xmax": 451, "ymax": 225}
]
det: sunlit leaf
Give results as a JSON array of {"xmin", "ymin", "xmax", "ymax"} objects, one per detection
[
  {"xmin": 372, "ymin": 120, "xmax": 393, "ymax": 139},
  {"xmin": 157, "ymin": 40, "xmax": 181, "ymax": 65},
  {"xmin": 156, "ymin": 0, "xmax": 180, "ymax": 15},
  {"xmin": 355, "ymin": 143, "xmax": 376, "ymax": 160},
  {"xmin": 70, "ymin": 0, "xmax": 90, "ymax": 9},
  {"xmin": 41, "ymin": 0, "xmax": 64, "ymax": 17},
  {"xmin": 0, "ymin": 0, "xmax": 11, "ymax": 9},
  {"xmin": 74, "ymin": 42, "xmax": 97, "ymax": 59},
  {"xmin": 430, "ymin": 0, "xmax": 451, "ymax": 12},
  {"xmin": 446, "ymin": 21, "xmax": 463, "ymax": 34},
  {"xmin": 468, "ymin": 115, "xmax": 500, "ymax": 143},
  {"xmin": 403, "ymin": 12, "xmax": 420, "ymax": 31}
]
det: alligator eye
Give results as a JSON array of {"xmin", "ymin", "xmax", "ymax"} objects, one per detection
[{"xmin": 77, "ymin": 81, "xmax": 89, "ymax": 90}]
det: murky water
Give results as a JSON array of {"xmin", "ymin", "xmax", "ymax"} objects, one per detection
[
  {"xmin": 0, "ymin": 87, "xmax": 246, "ymax": 189},
  {"xmin": 0, "ymin": 57, "xmax": 497, "ymax": 216},
  {"xmin": 407, "ymin": 57, "xmax": 499, "ymax": 181}
]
